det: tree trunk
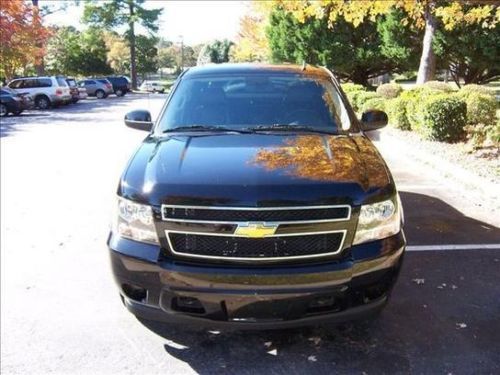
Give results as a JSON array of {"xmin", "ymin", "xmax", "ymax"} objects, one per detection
[
  {"xmin": 128, "ymin": 1, "xmax": 137, "ymax": 90},
  {"xmin": 416, "ymin": 2, "xmax": 437, "ymax": 84},
  {"xmin": 32, "ymin": 0, "xmax": 45, "ymax": 76}
]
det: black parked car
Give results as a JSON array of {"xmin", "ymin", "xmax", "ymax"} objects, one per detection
[
  {"xmin": 109, "ymin": 64, "xmax": 405, "ymax": 329},
  {"xmin": 0, "ymin": 87, "xmax": 33, "ymax": 117},
  {"xmin": 103, "ymin": 76, "xmax": 131, "ymax": 96}
]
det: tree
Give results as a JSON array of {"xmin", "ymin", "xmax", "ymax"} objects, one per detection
[
  {"xmin": 377, "ymin": 9, "xmax": 423, "ymax": 74},
  {"xmin": 266, "ymin": 8, "xmax": 419, "ymax": 86},
  {"xmin": 231, "ymin": 4, "xmax": 269, "ymax": 62},
  {"xmin": 45, "ymin": 27, "xmax": 112, "ymax": 76},
  {"xmin": 103, "ymin": 32, "xmax": 130, "ymax": 74},
  {"xmin": 78, "ymin": 28, "xmax": 113, "ymax": 76},
  {"xmin": 135, "ymin": 35, "xmax": 158, "ymax": 79},
  {"xmin": 83, "ymin": 0, "xmax": 162, "ymax": 89},
  {"xmin": 45, "ymin": 26, "xmax": 81, "ymax": 76},
  {"xmin": 433, "ymin": 21, "xmax": 500, "ymax": 86},
  {"xmin": 197, "ymin": 39, "xmax": 234, "ymax": 65},
  {"xmin": 0, "ymin": 0, "xmax": 50, "ymax": 80},
  {"xmin": 263, "ymin": 1, "xmax": 497, "ymax": 83}
]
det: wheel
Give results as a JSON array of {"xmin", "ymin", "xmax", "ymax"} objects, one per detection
[
  {"xmin": 13, "ymin": 110, "xmax": 23, "ymax": 116},
  {"xmin": 96, "ymin": 90, "xmax": 105, "ymax": 99},
  {"xmin": 0, "ymin": 103, "xmax": 7, "ymax": 117},
  {"xmin": 35, "ymin": 96, "xmax": 50, "ymax": 109},
  {"xmin": 115, "ymin": 89, "xmax": 124, "ymax": 97},
  {"xmin": 72, "ymin": 98, "xmax": 79, "ymax": 104}
]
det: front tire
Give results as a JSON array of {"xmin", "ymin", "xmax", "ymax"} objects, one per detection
[
  {"xmin": 13, "ymin": 110, "xmax": 23, "ymax": 116},
  {"xmin": 96, "ymin": 90, "xmax": 106, "ymax": 99},
  {"xmin": 35, "ymin": 96, "xmax": 50, "ymax": 110},
  {"xmin": 0, "ymin": 104, "xmax": 8, "ymax": 117},
  {"xmin": 115, "ymin": 89, "xmax": 124, "ymax": 97}
]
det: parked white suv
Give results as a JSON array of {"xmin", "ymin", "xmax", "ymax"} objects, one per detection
[
  {"xmin": 139, "ymin": 81, "xmax": 165, "ymax": 93},
  {"xmin": 7, "ymin": 76, "xmax": 71, "ymax": 109}
]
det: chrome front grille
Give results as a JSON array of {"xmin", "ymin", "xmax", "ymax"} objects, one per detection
[{"xmin": 160, "ymin": 204, "xmax": 352, "ymax": 262}]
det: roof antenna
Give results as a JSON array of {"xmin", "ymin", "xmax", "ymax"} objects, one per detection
[{"xmin": 301, "ymin": 60, "xmax": 307, "ymax": 71}]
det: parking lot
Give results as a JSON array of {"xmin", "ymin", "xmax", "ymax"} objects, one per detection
[{"xmin": 1, "ymin": 94, "xmax": 499, "ymax": 374}]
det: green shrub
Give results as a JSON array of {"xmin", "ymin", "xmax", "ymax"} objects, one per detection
[
  {"xmin": 401, "ymin": 87, "xmax": 437, "ymax": 129},
  {"xmin": 341, "ymin": 83, "xmax": 366, "ymax": 112},
  {"xmin": 376, "ymin": 83, "xmax": 403, "ymax": 99},
  {"xmin": 460, "ymin": 92, "xmax": 497, "ymax": 126},
  {"xmin": 341, "ymin": 83, "xmax": 365, "ymax": 93},
  {"xmin": 423, "ymin": 80, "xmax": 456, "ymax": 93},
  {"xmin": 386, "ymin": 97, "xmax": 411, "ymax": 130},
  {"xmin": 415, "ymin": 95, "xmax": 467, "ymax": 142},
  {"xmin": 361, "ymin": 97, "xmax": 386, "ymax": 112},
  {"xmin": 488, "ymin": 120, "xmax": 500, "ymax": 144},
  {"xmin": 459, "ymin": 84, "xmax": 495, "ymax": 98},
  {"xmin": 353, "ymin": 91, "xmax": 379, "ymax": 113}
]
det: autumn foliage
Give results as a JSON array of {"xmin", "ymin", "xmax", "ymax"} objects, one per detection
[{"xmin": 0, "ymin": 0, "xmax": 50, "ymax": 80}]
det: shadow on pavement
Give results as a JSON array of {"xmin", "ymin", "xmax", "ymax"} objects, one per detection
[
  {"xmin": 137, "ymin": 192, "xmax": 499, "ymax": 374},
  {"xmin": 399, "ymin": 191, "xmax": 499, "ymax": 245}
]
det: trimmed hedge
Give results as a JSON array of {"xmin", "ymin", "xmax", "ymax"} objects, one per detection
[
  {"xmin": 341, "ymin": 83, "xmax": 366, "ymax": 112},
  {"xmin": 341, "ymin": 83, "xmax": 365, "ymax": 93},
  {"xmin": 376, "ymin": 83, "xmax": 403, "ymax": 99},
  {"xmin": 362, "ymin": 97, "xmax": 386, "ymax": 112},
  {"xmin": 386, "ymin": 97, "xmax": 411, "ymax": 130},
  {"xmin": 423, "ymin": 81, "xmax": 456, "ymax": 93},
  {"xmin": 414, "ymin": 95, "xmax": 467, "ymax": 142},
  {"xmin": 353, "ymin": 91, "xmax": 378, "ymax": 113},
  {"xmin": 459, "ymin": 84, "xmax": 496, "ymax": 97},
  {"xmin": 401, "ymin": 87, "xmax": 436, "ymax": 130},
  {"xmin": 341, "ymin": 82, "xmax": 497, "ymax": 146},
  {"xmin": 456, "ymin": 90, "xmax": 497, "ymax": 126}
]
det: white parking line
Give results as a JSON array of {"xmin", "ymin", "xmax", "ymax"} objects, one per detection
[{"xmin": 407, "ymin": 244, "xmax": 500, "ymax": 251}]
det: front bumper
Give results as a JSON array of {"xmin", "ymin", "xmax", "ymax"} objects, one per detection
[{"xmin": 108, "ymin": 231, "xmax": 405, "ymax": 329}]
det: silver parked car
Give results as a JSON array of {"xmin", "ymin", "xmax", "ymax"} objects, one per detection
[
  {"xmin": 8, "ymin": 76, "xmax": 71, "ymax": 109},
  {"xmin": 77, "ymin": 79, "xmax": 113, "ymax": 99}
]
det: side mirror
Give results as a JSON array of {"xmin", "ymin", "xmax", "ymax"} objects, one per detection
[
  {"xmin": 361, "ymin": 109, "xmax": 388, "ymax": 131},
  {"xmin": 124, "ymin": 110, "xmax": 153, "ymax": 131}
]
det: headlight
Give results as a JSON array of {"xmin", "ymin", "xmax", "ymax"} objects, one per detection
[
  {"xmin": 113, "ymin": 197, "xmax": 159, "ymax": 244},
  {"xmin": 353, "ymin": 197, "xmax": 401, "ymax": 245}
]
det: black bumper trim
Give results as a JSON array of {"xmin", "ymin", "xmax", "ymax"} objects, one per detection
[{"xmin": 123, "ymin": 294, "xmax": 388, "ymax": 330}]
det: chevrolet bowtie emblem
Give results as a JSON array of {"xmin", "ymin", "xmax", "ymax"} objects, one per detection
[{"xmin": 234, "ymin": 223, "xmax": 278, "ymax": 238}]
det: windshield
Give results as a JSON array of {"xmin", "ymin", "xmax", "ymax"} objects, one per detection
[{"xmin": 157, "ymin": 74, "xmax": 351, "ymax": 133}]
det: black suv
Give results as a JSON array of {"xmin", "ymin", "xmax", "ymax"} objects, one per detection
[
  {"xmin": 109, "ymin": 64, "xmax": 405, "ymax": 329},
  {"xmin": 103, "ymin": 76, "xmax": 131, "ymax": 96}
]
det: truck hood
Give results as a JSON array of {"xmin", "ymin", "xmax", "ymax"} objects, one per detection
[{"xmin": 119, "ymin": 133, "xmax": 394, "ymax": 207}]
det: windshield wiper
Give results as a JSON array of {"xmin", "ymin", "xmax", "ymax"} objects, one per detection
[
  {"xmin": 163, "ymin": 125, "xmax": 253, "ymax": 134},
  {"xmin": 248, "ymin": 124, "xmax": 338, "ymax": 135}
]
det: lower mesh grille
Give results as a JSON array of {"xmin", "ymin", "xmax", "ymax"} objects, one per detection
[{"xmin": 168, "ymin": 232, "xmax": 344, "ymax": 259}]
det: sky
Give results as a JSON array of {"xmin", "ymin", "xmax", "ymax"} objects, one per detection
[{"xmin": 44, "ymin": 0, "xmax": 248, "ymax": 45}]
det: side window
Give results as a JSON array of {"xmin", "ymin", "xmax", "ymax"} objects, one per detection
[
  {"xmin": 8, "ymin": 80, "xmax": 22, "ymax": 89},
  {"xmin": 21, "ymin": 79, "xmax": 36, "ymax": 88},
  {"xmin": 86, "ymin": 80, "xmax": 95, "ymax": 85},
  {"xmin": 37, "ymin": 78, "xmax": 52, "ymax": 87}
]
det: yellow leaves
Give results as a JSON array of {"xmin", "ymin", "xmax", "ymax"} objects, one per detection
[
  {"xmin": 232, "ymin": 3, "xmax": 270, "ymax": 62},
  {"xmin": 436, "ymin": 3, "xmax": 497, "ymax": 30},
  {"xmin": 251, "ymin": 0, "xmax": 498, "ymax": 32}
]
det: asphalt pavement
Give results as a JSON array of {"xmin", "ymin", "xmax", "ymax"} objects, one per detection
[{"xmin": 1, "ymin": 94, "xmax": 499, "ymax": 375}]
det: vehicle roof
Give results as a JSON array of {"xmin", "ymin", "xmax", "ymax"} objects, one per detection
[
  {"xmin": 182, "ymin": 63, "xmax": 332, "ymax": 79},
  {"xmin": 10, "ymin": 76, "xmax": 61, "ymax": 80}
]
